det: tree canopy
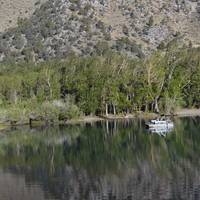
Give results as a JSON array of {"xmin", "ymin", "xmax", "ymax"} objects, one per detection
[{"xmin": 0, "ymin": 46, "xmax": 200, "ymax": 123}]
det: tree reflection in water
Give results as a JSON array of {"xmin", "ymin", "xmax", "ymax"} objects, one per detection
[{"xmin": 0, "ymin": 117, "xmax": 200, "ymax": 200}]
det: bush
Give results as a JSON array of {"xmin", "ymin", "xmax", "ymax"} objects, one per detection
[
  {"xmin": 12, "ymin": 34, "xmax": 25, "ymax": 50},
  {"xmin": 94, "ymin": 41, "xmax": 109, "ymax": 56},
  {"xmin": 122, "ymin": 25, "xmax": 129, "ymax": 35},
  {"xmin": 4, "ymin": 103, "xmax": 31, "ymax": 124},
  {"xmin": 38, "ymin": 101, "xmax": 60, "ymax": 123},
  {"xmin": 53, "ymin": 99, "xmax": 82, "ymax": 120},
  {"xmin": 66, "ymin": 104, "xmax": 81, "ymax": 119},
  {"xmin": 78, "ymin": 3, "xmax": 92, "ymax": 16},
  {"xmin": 147, "ymin": 16, "xmax": 154, "ymax": 27}
]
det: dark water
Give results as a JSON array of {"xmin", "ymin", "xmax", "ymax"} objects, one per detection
[{"xmin": 0, "ymin": 117, "xmax": 200, "ymax": 200}]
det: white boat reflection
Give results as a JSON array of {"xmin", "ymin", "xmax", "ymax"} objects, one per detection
[{"xmin": 148, "ymin": 127, "xmax": 173, "ymax": 137}]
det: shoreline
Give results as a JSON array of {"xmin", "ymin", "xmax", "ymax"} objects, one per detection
[
  {"xmin": 0, "ymin": 109, "xmax": 200, "ymax": 129},
  {"xmin": 173, "ymin": 109, "xmax": 200, "ymax": 117},
  {"xmin": 65, "ymin": 112, "xmax": 159, "ymax": 124},
  {"xmin": 69, "ymin": 109, "xmax": 200, "ymax": 123}
]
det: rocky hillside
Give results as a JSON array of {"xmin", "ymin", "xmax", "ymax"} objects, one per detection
[
  {"xmin": 0, "ymin": 0, "xmax": 200, "ymax": 62},
  {"xmin": 0, "ymin": 0, "xmax": 46, "ymax": 32}
]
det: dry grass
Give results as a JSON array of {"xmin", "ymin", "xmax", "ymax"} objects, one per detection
[
  {"xmin": 100, "ymin": 0, "xmax": 127, "ymax": 39},
  {"xmin": 0, "ymin": 0, "xmax": 46, "ymax": 32}
]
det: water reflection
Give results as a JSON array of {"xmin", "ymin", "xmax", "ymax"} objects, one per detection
[
  {"xmin": 148, "ymin": 127, "xmax": 174, "ymax": 136},
  {"xmin": 0, "ymin": 117, "xmax": 200, "ymax": 199}
]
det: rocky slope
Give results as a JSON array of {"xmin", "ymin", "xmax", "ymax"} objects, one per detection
[
  {"xmin": 0, "ymin": 0, "xmax": 200, "ymax": 62},
  {"xmin": 0, "ymin": 0, "xmax": 46, "ymax": 32}
]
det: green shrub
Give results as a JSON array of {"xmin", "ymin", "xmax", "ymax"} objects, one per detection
[
  {"xmin": 5, "ymin": 104, "xmax": 31, "ymax": 124},
  {"xmin": 53, "ymin": 99, "xmax": 82, "ymax": 120},
  {"xmin": 38, "ymin": 101, "xmax": 60, "ymax": 123},
  {"xmin": 66, "ymin": 104, "xmax": 81, "ymax": 119}
]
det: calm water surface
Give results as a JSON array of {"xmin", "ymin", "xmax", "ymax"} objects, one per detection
[{"xmin": 0, "ymin": 117, "xmax": 200, "ymax": 200}]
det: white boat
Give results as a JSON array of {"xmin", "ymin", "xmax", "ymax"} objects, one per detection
[{"xmin": 145, "ymin": 118, "xmax": 174, "ymax": 129}]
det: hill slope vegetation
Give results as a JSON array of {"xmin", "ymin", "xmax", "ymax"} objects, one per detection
[{"xmin": 0, "ymin": 0, "xmax": 200, "ymax": 62}]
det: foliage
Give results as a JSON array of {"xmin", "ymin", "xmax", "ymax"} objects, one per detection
[{"xmin": 0, "ymin": 47, "xmax": 200, "ymax": 122}]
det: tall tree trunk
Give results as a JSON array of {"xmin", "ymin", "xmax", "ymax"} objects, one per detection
[
  {"xmin": 151, "ymin": 102, "xmax": 154, "ymax": 112},
  {"xmin": 105, "ymin": 103, "xmax": 108, "ymax": 116},
  {"xmin": 154, "ymin": 97, "xmax": 160, "ymax": 113},
  {"xmin": 46, "ymin": 69, "xmax": 52, "ymax": 99},
  {"xmin": 145, "ymin": 102, "xmax": 148, "ymax": 112},
  {"xmin": 126, "ymin": 108, "xmax": 129, "ymax": 114}
]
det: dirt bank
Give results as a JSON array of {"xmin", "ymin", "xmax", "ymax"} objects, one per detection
[{"xmin": 174, "ymin": 109, "xmax": 200, "ymax": 117}]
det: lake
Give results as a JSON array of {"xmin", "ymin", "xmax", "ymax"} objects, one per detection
[{"xmin": 0, "ymin": 117, "xmax": 200, "ymax": 200}]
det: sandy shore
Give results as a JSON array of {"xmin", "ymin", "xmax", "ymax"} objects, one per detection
[
  {"xmin": 66, "ymin": 109, "xmax": 200, "ymax": 124},
  {"xmin": 65, "ymin": 116, "xmax": 104, "ymax": 124},
  {"xmin": 174, "ymin": 109, "xmax": 200, "ymax": 117},
  {"xmin": 65, "ymin": 112, "xmax": 158, "ymax": 124}
]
